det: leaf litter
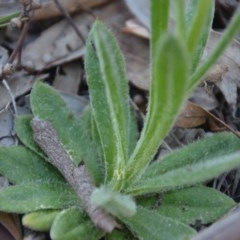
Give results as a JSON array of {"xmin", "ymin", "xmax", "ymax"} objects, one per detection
[{"xmin": 0, "ymin": 0, "xmax": 240, "ymax": 239}]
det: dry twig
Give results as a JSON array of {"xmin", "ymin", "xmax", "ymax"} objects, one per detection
[{"xmin": 31, "ymin": 118, "xmax": 119, "ymax": 233}]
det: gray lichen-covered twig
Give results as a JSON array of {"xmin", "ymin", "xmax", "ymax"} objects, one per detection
[{"xmin": 31, "ymin": 117, "xmax": 119, "ymax": 233}]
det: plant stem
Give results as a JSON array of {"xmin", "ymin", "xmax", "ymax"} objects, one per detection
[{"xmin": 31, "ymin": 118, "xmax": 119, "ymax": 233}]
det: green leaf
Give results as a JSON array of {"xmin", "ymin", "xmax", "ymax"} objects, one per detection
[
  {"xmin": 158, "ymin": 186, "xmax": 235, "ymax": 225},
  {"xmin": 50, "ymin": 208, "xmax": 103, "ymax": 240},
  {"xmin": 121, "ymin": 206, "xmax": 196, "ymax": 240},
  {"xmin": 185, "ymin": 0, "xmax": 214, "ymax": 73},
  {"xmin": 127, "ymin": 150, "xmax": 240, "ymax": 196},
  {"xmin": 91, "ymin": 186, "xmax": 136, "ymax": 218},
  {"xmin": 126, "ymin": 33, "xmax": 189, "ymax": 186},
  {"xmin": 151, "ymin": 0, "xmax": 170, "ymax": 54},
  {"xmin": 22, "ymin": 210, "xmax": 60, "ymax": 231},
  {"xmin": 30, "ymin": 81, "xmax": 102, "ymax": 185},
  {"xmin": 0, "ymin": 182, "xmax": 80, "ymax": 213},
  {"xmin": 173, "ymin": 0, "xmax": 186, "ymax": 38},
  {"xmin": 15, "ymin": 115, "xmax": 47, "ymax": 159},
  {"xmin": 0, "ymin": 146, "xmax": 64, "ymax": 184},
  {"xmin": 106, "ymin": 230, "xmax": 132, "ymax": 240},
  {"xmin": 85, "ymin": 21, "xmax": 134, "ymax": 186},
  {"xmin": 142, "ymin": 132, "xmax": 240, "ymax": 178},
  {"xmin": 188, "ymin": 6, "xmax": 240, "ymax": 91},
  {"xmin": 0, "ymin": 12, "xmax": 20, "ymax": 27},
  {"xmin": 186, "ymin": 1, "xmax": 213, "ymax": 58}
]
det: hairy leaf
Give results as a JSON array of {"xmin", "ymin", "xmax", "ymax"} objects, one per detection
[
  {"xmin": 0, "ymin": 182, "xmax": 80, "ymax": 213},
  {"xmin": 0, "ymin": 12, "xmax": 20, "ymax": 28},
  {"xmin": 126, "ymin": 33, "xmax": 189, "ymax": 186},
  {"xmin": 142, "ymin": 132, "xmax": 240, "ymax": 178},
  {"xmin": 30, "ymin": 81, "xmax": 102, "ymax": 185},
  {"xmin": 22, "ymin": 210, "xmax": 60, "ymax": 231},
  {"xmin": 158, "ymin": 186, "xmax": 235, "ymax": 225},
  {"xmin": 127, "ymin": 151, "xmax": 240, "ymax": 196},
  {"xmin": 121, "ymin": 206, "xmax": 196, "ymax": 240},
  {"xmin": 50, "ymin": 208, "xmax": 103, "ymax": 240},
  {"xmin": 85, "ymin": 21, "xmax": 136, "ymax": 186},
  {"xmin": 151, "ymin": 0, "xmax": 170, "ymax": 53},
  {"xmin": 173, "ymin": 0, "xmax": 186, "ymax": 38},
  {"xmin": 15, "ymin": 115, "xmax": 46, "ymax": 159},
  {"xmin": 186, "ymin": 0, "xmax": 214, "ymax": 72},
  {"xmin": 0, "ymin": 146, "xmax": 64, "ymax": 184},
  {"xmin": 91, "ymin": 186, "xmax": 136, "ymax": 218}
]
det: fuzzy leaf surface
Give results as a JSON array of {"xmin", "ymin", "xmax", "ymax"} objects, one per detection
[
  {"xmin": 50, "ymin": 208, "xmax": 102, "ymax": 240},
  {"xmin": 91, "ymin": 186, "xmax": 136, "ymax": 218},
  {"xmin": 15, "ymin": 115, "xmax": 46, "ymax": 159},
  {"xmin": 186, "ymin": 0, "xmax": 214, "ymax": 72},
  {"xmin": 22, "ymin": 210, "xmax": 60, "ymax": 231},
  {"xmin": 0, "ymin": 182, "xmax": 80, "ymax": 213},
  {"xmin": 158, "ymin": 186, "xmax": 235, "ymax": 225},
  {"xmin": 142, "ymin": 132, "xmax": 240, "ymax": 178},
  {"xmin": 121, "ymin": 206, "xmax": 196, "ymax": 240},
  {"xmin": 188, "ymin": 6, "xmax": 240, "ymax": 90},
  {"xmin": 30, "ymin": 81, "xmax": 102, "ymax": 184},
  {"xmin": 126, "ymin": 33, "xmax": 189, "ymax": 185},
  {"xmin": 151, "ymin": 0, "xmax": 169, "ymax": 53},
  {"xmin": 85, "ymin": 21, "xmax": 135, "ymax": 185},
  {"xmin": 127, "ymin": 151, "xmax": 240, "ymax": 196},
  {"xmin": 0, "ymin": 146, "xmax": 64, "ymax": 184}
]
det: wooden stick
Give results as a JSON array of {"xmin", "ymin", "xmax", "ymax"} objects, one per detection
[{"xmin": 31, "ymin": 117, "xmax": 119, "ymax": 233}]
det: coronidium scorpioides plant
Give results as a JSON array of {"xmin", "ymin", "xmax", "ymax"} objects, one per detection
[{"xmin": 1, "ymin": 1, "xmax": 240, "ymax": 239}]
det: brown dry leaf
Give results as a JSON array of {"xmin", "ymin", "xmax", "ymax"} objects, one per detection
[
  {"xmin": 0, "ymin": 72, "xmax": 48, "ymax": 110},
  {"xmin": 122, "ymin": 19, "xmax": 150, "ymax": 39},
  {"xmin": 34, "ymin": 0, "xmax": 112, "ymax": 20},
  {"xmin": 0, "ymin": 0, "xmax": 111, "ymax": 20},
  {"xmin": 53, "ymin": 60, "xmax": 82, "ymax": 94},
  {"xmin": 124, "ymin": 0, "xmax": 150, "ymax": 29},
  {"xmin": 21, "ymin": 13, "xmax": 93, "ymax": 71},
  {"xmin": 176, "ymin": 101, "xmax": 239, "ymax": 136},
  {"xmin": 21, "ymin": 1, "xmax": 150, "ymax": 90},
  {"xmin": 204, "ymin": 31, "xmax": 240, "ymax": 115},
  {"xmin": 22, "ymin": 14, "xmax": 93, "ymax": 71},
  {"xmin": 0, "ymin": 213, "xmax": 22, "ymax": 240}
]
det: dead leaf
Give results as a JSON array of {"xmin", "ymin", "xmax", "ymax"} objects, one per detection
[
  {"xmin": 0, "ymin": 109, "xmax": 15, "ymax": 147},
  {"xmin": 34, "ymin": 0, "xmax": 112, "ymax": 21},
  {"xmin": 122, "ymin": 19, "xmax": 150, "ymax": 39},
  {"xmin": 204, "ymin": 31, "xmax": 240, "ymax": 116},
  {"xmin": 0, "ymin": 0, "xmax": 112, "ymax": 21},
  {"xmin": 21, "ymin": 1, "xmax": 150, "ymax": 90},
  {"xmin": 124, "ymin": 0, "xmax": 150, "ymax": 29},
  {"xmin": 0, "ymin": 72, "xmax": 47, "ymax": 110},
  {"xmin": 189, "ymin": 86, "xmax": 218, "ymax": 111},
  {"xmin": 176, "ymin": 101, "xmax": 240, "ymax": 137},
  {"xmin": 21, "ymin": 14, "xmax": 93, "ymax": 71},
  {"xmin": 53, "ymin": 60, "xmax": 82, "ymax": 94},
  {"xmin": 0, "ymin": 213, "xmax": 22, "ymax": 240}
]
